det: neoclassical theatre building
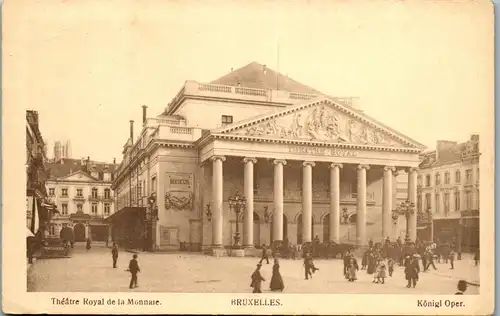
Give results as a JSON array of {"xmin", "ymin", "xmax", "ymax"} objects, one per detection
[{"xmin": 110, "ymin": 62, "xmax": 425, "ymax": 253}]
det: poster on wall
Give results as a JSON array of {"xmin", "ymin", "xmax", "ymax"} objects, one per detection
[{"xmin": 165, "ymin": 172, "xmax": 194, "ymax": 211}]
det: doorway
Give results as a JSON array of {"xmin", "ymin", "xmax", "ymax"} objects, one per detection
[{"xmin": 74, "ymin": 223, "xmax": 86, "ymax": 242}]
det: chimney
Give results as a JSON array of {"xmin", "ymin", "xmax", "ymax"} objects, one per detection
[
  {"xmin": 113, "ymin": 158, "xmax": 116, "ymax": 165},
  {"xmin": 231, "ymin": 67, "xmax": 233, "ymax": 72},
  {"xmin": 263, "ymin": 64, "xmax": 267, "ymax": 75},
  {"xmin": 142, "ymin": 105, "xmax": 147, "ymax": 124},
  {"xmin": 470, "ymin": 134, "xmax": 479, "ymax": 142},
  {"xmin": 87, "ymin": 156, "xmax": 90, "ymax": 164},
  {"xmin": 81, "ymin": 157, "xmax": 84, "ymax": 165},
  {"xmin": 129, "ymin": 120, "xmax": 134, "ymax": 141}
]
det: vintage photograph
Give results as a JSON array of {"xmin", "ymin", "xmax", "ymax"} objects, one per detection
[{"xmin": 4, "ymin": 0, "xmax": 494, "ymax": 314}]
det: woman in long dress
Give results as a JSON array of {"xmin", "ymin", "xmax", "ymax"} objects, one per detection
[
  {"xmin": 346, "ymin": 257, "xmax": 359, "ymax": 282},
  {"xmin": 269, "ymin": 258, "xmax": 285, "ymax": 292}
]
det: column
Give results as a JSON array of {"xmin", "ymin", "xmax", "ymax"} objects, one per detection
[
  {"xmin": 302, "ymin": 161, "xmax": 315, "ymax": 243},
  {"xmin": 392, "ymin": 170, "xmax": 399, "ymax": 209},
  {"xmin": 273, "ymin": 159, "xmax": 287, "ymax": 242},
  {"xmin": 382, "ymin": 166, "xmax": 395, "ymax": 241},
  {"xmin": 243, "ymin": 157, "xmax": 257, "ymax": 248},
  {"xmin": 356, "ymin": 165, "xmax": 370, "ymax": 246},
  {"xmin": 329, "ymin": 163, "xmax": 343, "ymax": 243},
  {"xmin": 107, "ymin": 225, "xmax": 113, "ymax": 244},
  {"xmin": 211, "ymin": 156, "xmax": 226, "ymax": 248},
  {"xmin": 407, "ymin": 167, "xmax": 418, "ymax": 242},
  {"xmin": 85, "ymin": 224, "xmax": 89, "ymax": 239}
]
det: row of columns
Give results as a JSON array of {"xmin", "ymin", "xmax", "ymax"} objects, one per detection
[{"xmin": 210, "ymin": 155, "xmax": 418, "ymax": 248}]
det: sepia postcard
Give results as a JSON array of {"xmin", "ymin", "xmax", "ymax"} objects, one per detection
[{"xmin": 2, "ymin": 0, "xmax": 495, "ymax": 314}]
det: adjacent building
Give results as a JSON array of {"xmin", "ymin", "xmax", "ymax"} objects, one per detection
[
  {"xmin": 45, "ymin": 158, "xmax": 117, "ymax": 242},
  {"xmin": 53, "ymin": 140, "xmax": 72, "ymax": 161},
  {"xmin": 110, "ymin": 62, "xmax": 425, "ymax": 254},
  {"xmin": 417, "ymin": 135, "xmax": 480, "ymax": 250}
]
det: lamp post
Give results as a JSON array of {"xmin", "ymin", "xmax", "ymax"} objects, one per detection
[
  {"xmin": 392, "ymin": 200, "xmax": 416, "ymax": 244},
  {"xmin": 147, "ymin": 192, "xmax": 158, "ymax": 252},
  {"xmin": 228, "ymin": 193, "xmax": 246, "ymax": 249}
]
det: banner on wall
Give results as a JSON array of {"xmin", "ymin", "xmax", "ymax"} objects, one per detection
[{"xmin": 165, "ymin": 172, "xmax": 194, "ymax": 211}]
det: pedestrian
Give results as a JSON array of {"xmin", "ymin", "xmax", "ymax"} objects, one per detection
[
  {"xmin": 269, "ymin": 258, "xmax": 284, "ymax": 292},
  {"xmin": 303, "ymin": 252, "xmax": 318, "ymax": 280},
  {"xmin": 474, "ymin": 249, "xmax": 480, "ymax": 266},
  {"xmin": 260, "ymin": 244, "xmax": 270, "ymax": 264},
  {"xmin": 367, "ymin": 252, "xmax": 376, "ymax": 275},
  {"xmin": 388, "ymin": 258, "xmax": 395, "ymax": 277},
  {"xmin": 86, "ymin": 237, "xmax": 92, "ymax": 250},
  {"xmin": 111, "ymin": 243, "xmax": 119, "ymax": 268},
  {"xmin": 449, "ymin": 250, "xmax": 455, "ymax": 270},
  {"xmin": 346, "ymin": 257, "xmax": 359, "ymax": 282},
  {"xmin": 250, "ymin": 263, "xmax": 265, "ymax": 293},
  {"xmin": 455, "ymin": 280, "xmax": 468, "ymax": 295},
  {"xmin": 404, "ymin": 255, "xmax": 420, "ymax": 288},
  {"xmin": 377, "ymin": 261, "xmax": 387, "ymax": 284},
  {"xmin": 361, "ymin": 250, "xmax": 368, "ymax": 270},
  {"xmin": 127, "ymin": 254, "xmax": 140, "ymax": 289},
  {"xmin": 343, "ymin": 250, "xmax": 352, "ymax": 277},
  {"xmin": 426, "ymin": 250, "xmax": 437, "ymax": 271}
]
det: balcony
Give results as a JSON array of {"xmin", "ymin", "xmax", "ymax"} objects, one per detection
[
  {"xmin": 102, "ymin": 195, "xmax": 113, "ymax": 202},
  {"xmin": 165, "ymin": 81, "xmax": 361, "ymax": 114},
  {"xmin": 73, "ymin": 195, "xmax": 85, "ymax": 201},
  {"xmin": 88, "ymin": 195, "xmax": 101, "ymax": 202},
  {"xmin": 60, "ymin": 194, "xmax": 69, "ymax": 199}
]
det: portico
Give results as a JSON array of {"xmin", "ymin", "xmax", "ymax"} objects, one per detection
[{"xmin": 197, "ymin": 98, "xmax": 424, "ymax": 251}]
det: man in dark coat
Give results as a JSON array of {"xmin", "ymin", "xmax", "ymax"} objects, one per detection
[
  {"xmin": 343, "ymin": 250, "xmax": 352, "ymax": 277},
  {"xmin": 455, "ymin": 280, "xmax": 468, "ymax": 295},
  {"xmin": 128, "ymin": 254, "xmax": 140, "ymax": 289},
  {"xmin": 111, "ymin": 243, "xmax": 119, "ymax": 268},
  {"xmin": 405, "ymin": 255, "xmax": 420, "ymax": 288},
  {"xmin": 260, "ymin": 244, "xmax": 270, "ymax": 264},
  {"xmin": 251, "ymin": 263, "xmax": 265, "ymax": 293},
  {"xmin": 303, "ymin": 252, "xmax": 318, "ymax": 280}
]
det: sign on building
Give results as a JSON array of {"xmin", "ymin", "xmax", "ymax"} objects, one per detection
[{"xmin": 164, "ymin": 173, "xmax": 194, "ymax": 211}]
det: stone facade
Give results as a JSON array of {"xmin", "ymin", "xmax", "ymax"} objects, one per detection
[{"xmin": 112, "ymin": 62, "xmax": 426, "ymax": 252}]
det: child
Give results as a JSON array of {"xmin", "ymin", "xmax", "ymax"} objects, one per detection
[
  {"xmin": 388, "ymin": 258, "xmax": 395, "ymax": 277},
  {"xmin": 346, "ymin": 257, "xmax": 359, "ymax": 282},
  {"xmin": 377, "ymin": 262, "xmax": 387, "ymax": 284},
  {"xmin": 373, "ymin": 260, "xmax": 381, "ymax": 283}
]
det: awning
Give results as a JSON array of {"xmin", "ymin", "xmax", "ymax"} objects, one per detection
[
  {"xmin": 26, "ymin": 228, "xmax": 35, "ymax": 238},
  {"xmin": 104, "ymin": 207, "xmax": 146, "ymax": 223}
]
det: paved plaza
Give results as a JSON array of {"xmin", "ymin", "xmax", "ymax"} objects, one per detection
[{"xmin": 28, "ymin": 244, "xmax": 479, "ymax": 294}]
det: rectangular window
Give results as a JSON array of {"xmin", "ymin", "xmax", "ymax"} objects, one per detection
[
  {"xmin": 455, "ymin": 170, "xmax": 461, "ymax": 183},
  {"xmin": 61, "ymin": 188, "xmax": 68, "ymax": 197},
  {"xmin": 435, "ymin": 194, "xmax": 440, "ymax": 213},
  {"xmin": 466, "ymin": 191, "xmax": 472, "ymax": 209},
  {"xmin": 454, "ymin": 192, "xmax": 460, "ymax": 211},
  {"xmin": 151, "ymin": 176, "xmax": 157, "ymax": 193},
  {"xmin": 104, "ymin": 189, "xmax": 111, "ymax": 199},
  {"xmin": 425, "ymin": 193, "xmax": 431, "ymax": 211},
  {"xmin": 426, "ymin": 175, "xmax": 431, "ymax": 187},
  {"xmin": 91, "ymin": 203, "xmax": 98, "ymax": 214},
  {"xmin": 49, "ymin": 188, "xmax": 55, "ymax": 196},
  {"xmin": 91, "ymin": 188, "xmax": 98, "ymax": 198},
  {"xmin": 61, "ymin": 203, "xmax": 68, "ymax": 215},
  {"xmin": 444, "ymin": 172, "xmax": 450, "ymax": 184},
  {"xmin": 77, "ymin": 204, "xmax": 83, "ymax": 212},
  {"xmin": 443, "ymin": 193, "xmax": 450, "ymax": 215},
  {"xmin": 221, "ymin": 115, "xmax": 233, "ymax": 125},
  {"xmin": 77, "ymin": 189, "xmax": 83, "ymax": 197},
  {"xmin": 466, "ymin": 169, "xmax": 473, "ymax": 183},
  {"xmin": 104, "ymin": 203, "xmax": 110, "ymax": 215},
  {"xmin": 435, "ymin": 173, "xmax": 441, "ymax": 185}
]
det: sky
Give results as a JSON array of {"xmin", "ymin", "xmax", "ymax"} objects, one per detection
[{"xmin": 5, "ymin": 0, "xmax": 493, "ymax": 162}]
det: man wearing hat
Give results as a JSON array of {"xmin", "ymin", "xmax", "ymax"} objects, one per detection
[
  {"xmin": 455, "ymin": 280, "xmax": 468, "ymax": 295},
  {"xmin": 128, "ymin": 254, "xmax": 140, "ymax": 289},
  {"xmin": 250, "ymin": 263, "xmax": 265, "ymax": 293},
  {"xmin": 404, "ymin": 254, "xmax": 420, "ymax": 288}
]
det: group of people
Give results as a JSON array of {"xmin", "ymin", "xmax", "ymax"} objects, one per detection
[
  {"xmin": 251, "ymin": 256, "xmax": 285, "ymax": 293},
  {"xmin": 107, "ymin": 243, "xmax": 141, "ymax": 289}
]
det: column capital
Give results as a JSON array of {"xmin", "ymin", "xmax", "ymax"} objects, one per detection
[
  {"xmin": 329, "ymin": 163, "xmax": 343, "ymax": 169},
  {"xmin": 302, "ymin": 161, "xmax": 316, "ymax": 167},
  {"xmin": 357, "ymin": 164, "xmax": 370, "ymax": 170},
  {"xmin": 242, "ymin": 157, "xmax": 257, "ymax": 164},
  {"xmin": 210, "ymin": 155, "xmax": 226, "ymax": 162},
  {"xmin": 407, "ymin": 167, "xmax": 419, "ymax": 173},
  {"xmin": 273, "ymin": 159, "xmax": 287, "ymax": 166},
  {"xmin": 384, "ymin": 166, "xmax": 396, "ymax": 172}
]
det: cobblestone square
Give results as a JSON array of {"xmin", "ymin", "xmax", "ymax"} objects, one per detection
[{"xmin": 28, "ymin": 244, "xmax": 479, "ymax": 294}]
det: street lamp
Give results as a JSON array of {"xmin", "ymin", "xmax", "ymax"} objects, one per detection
[
  {"xmin": 228, "ymin": 193, "xmax": 246, "ymax": 249},
  {"xmin": 392, "ymin": 200, "xmax": 416, "ymax": 244}
]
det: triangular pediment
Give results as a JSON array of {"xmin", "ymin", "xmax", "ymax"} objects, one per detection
[
  {"xmin": 213, "ymin": 98, "xmax": 425, "ymax": 149},
  {"xmin": 62, "ymin": 170, "xmax": 97, "ymax": 182}
]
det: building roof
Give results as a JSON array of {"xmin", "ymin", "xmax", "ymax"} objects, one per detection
[
  {"xmin": 46, "ymin": 158, "xmax": 118, "ymax": 180},
  {"xmin": 210, "ymin": 62, "xmax": 323, "ymax": 95},
  {"xmin": 419, "ymin": 135, "xmax": 479, "ymax": 168}
]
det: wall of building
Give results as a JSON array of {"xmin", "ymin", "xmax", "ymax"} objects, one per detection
[{"xmin": 176, "ymin": 99, "xmax": 278, "ymax": 130}]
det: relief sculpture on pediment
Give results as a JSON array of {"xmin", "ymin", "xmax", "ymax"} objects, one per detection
[{"xmin": 241, "ymin": 105, "xmax": 400, "ymax": 147}]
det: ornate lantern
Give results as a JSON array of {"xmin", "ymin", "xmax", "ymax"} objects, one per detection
[{"xmin": 228, "ymin": 193, "xmax": 246, "ymax": 249}]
